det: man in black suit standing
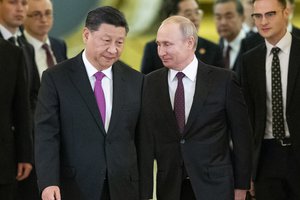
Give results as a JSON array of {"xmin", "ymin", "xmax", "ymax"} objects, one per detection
[
  {"xmin": 23, "ymin": 0, "xmax": 68, "ymax": 198},
  {"xmin": 35, "ymin": 6, "xmax": 143, "ymax": 200},
  {"xmin": 240, "ymin": 0, "xmax": 300, "ymax": 199},
  {"xmin": 240, "ymin": 0, "xmax": 300, "ymax": 54},
  {"xmin": 0, "ymin": 1, "xmax": 39, "ymax": 199},
  {"xmin": 138, "ymin": 15, "xmax": 252, "ymax": 200},
  {"xmin": 24, "ymin": 0, "xmax": 68, "ymax": 77},
  {"xmin": 214, "ymin": 0, "xmax": 246, "ymax": 72},
  {"xmin": 0, "ymin": 39, "xmax": 33, "ymax": 200},
  {"xmin": 141, "ymin": 0, "xmax": 223, "ymax": 74}
]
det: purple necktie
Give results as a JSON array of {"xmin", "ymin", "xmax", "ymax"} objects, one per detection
[
  {"xmin": 94, "ymin": 72, "xmax": 106, "ymax": 124},
  {"xmin": 42, "ymin": 43, "xmax": 55, "ymax": 67},
  {"xmin": 174, "ymin": 72, "xmax": 185, "ymax": 134}
]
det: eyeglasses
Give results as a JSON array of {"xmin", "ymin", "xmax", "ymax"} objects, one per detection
[
  {"xmin": 183, "ymin": 9, "xmax": 203, "ymax": 19},
  {"xmin": 251, "ymin": 10, "xmax": 279, "ymax": 21},
  {"xmin": 27, "ymin": 11, "xmax": 52, "ymax": 20}
]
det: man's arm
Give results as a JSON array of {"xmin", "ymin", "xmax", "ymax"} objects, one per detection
[
  {"xmin": 137, "ymin": 77, "xmax": 155, "ymax": 199},
  {"xmin": 14, "ymin": 50, "xmax": 33, "ymax": 179},
  {"xmin": 226, "ymin": 72, "xmax": 252, "ymax": 190},
  {"xmin": 35, "ymin": 70, "xmax": 61, "ymax": 194}
]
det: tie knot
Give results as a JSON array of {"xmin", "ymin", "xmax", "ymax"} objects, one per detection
[
  {"xmin": 176, "ymin": 72, "xmax": 185, "ymax": 80},
  {"xmin": 42, "ymin": 43, "xmax": 50, "ymax": 50},
  {"xmin": 8, "ymin": 37, "xmax": 16, "ymax": 45},
  {"xmin": 95, "ymin": 71, "xmax": 105, "ymax": 81},
  {"xmin": 226, "ymin": 45, "xmax": 231, "ymax": 51},
  {"xmin": 271, "ymin": 47, "xmax": 280, "ymax": 55}
]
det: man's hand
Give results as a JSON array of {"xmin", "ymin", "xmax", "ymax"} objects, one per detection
[
  {"xmin": 42, "ymin": 186, "xmax": 61, "ymax": 200},
  {"xmin": 234, "ymin": 189, "xmax": 247, "ymax": 200},
  {"xmin": 249, "ymin": 181, "xmax": 255, "ymax": 197},
  {"xmin": 16, "ymin": 162, "xmax": 32, "ymax": 181}
]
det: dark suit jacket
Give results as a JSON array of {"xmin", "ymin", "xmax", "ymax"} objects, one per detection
[
  {"xmin": 0, "ymin": 39, "xmax": 32, "ymax": 184},
  {"xmin": 0, "ymin": 32, "xmax": 40, "ymax": 114},
  {"xmin": 35, "ymin": 53, "xmax": 143, "ymax": 200},
  {"xmin": 141, "ymin": 37, "xmax": 224, "ymax": 74},
  {"xmin": 240, "ymin": 35, "xmax": 300, "ymax": 179},
  {"xmin": 49, "ymin": 36, "xmax": 68, "ymax": 63},
  {"xmin": 138, "ymin": 61, "xmax": 252, "ymax": 200}
]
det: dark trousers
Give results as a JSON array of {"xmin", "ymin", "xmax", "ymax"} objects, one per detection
[
  {"xmin": 180, "ymin": 179, "xmax": 196, "ymax": 200},
  {"xmin": 100, "ymin": 179, "xmax": 110, "ymax": 200},
  {"xmin": 0, "ymin": 182, "xmax": 16, "ymax": 200},
  {"xmin": 16, "ymin": 167, "xmax": 40, "ymax": 200},
  {"xmin": 255, "ymin": 139, "xmax": 300, "ymax": 200}
]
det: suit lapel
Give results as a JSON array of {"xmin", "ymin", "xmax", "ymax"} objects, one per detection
[
  {"xmin": 256, "ymin": 45, "xmax": 267, "ymax": 106},
  {"xmin": 286, "ymin": 36, "xmax": 300, "ymax": 107},
  {"xmin": 67, "ymin": 53, "xmax": 106, "ymax": 135},
  {"xmin": 184, "ymin": 62, "xmax": 210, "ymax": 135},
  {"xmin": 106, "ymin": 63, "xmax": 125, "ymax": 135},
  {"xmin": 162, "ymin": 69, "xmax": 182, "ymax": 136}
]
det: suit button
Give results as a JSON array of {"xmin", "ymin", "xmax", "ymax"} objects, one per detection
[{"xmin": 180, "ymin": 139, "xmax": 185, "ymax": 144}]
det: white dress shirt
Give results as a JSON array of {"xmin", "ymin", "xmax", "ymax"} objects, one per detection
[
  {"xmin": 24, "ymin": 30, "xmax": 57, "ymax": 78},
  {"xmin": 82, "ymin": 50, "xmax": 113, "ymax": 132},
  {"xmin": 168, "ymin": 55, "xmax": 198, "ymax": 123},
  {"xmin": 264, "ymin": 31, "xmax": 291, "ymax": 139}
]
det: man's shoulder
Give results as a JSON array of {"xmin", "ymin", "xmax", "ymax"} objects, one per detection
[
  {"xmin": 113, "ymin": 60, "xmax": 144, "ymax": 79},
  {"xmin": 144, "ymin": 39, "xmax": 157, "ymax": 51},
  {"xmin": 49, "ymin": 36, "xmax": 66, "ymax": 46},
  {"xmin": 292, "ymin": 25, "xmax": 300, "ymax": 39},
  {"xmin": 198, "ymin": 36, "xmax": 219, "ymax": 49},
  {"xmin": 242, "ymin": 42, "xmax": 265, "ymax": 60}
]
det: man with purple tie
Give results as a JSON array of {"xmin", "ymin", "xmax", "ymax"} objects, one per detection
[
  {"xmin": 35, "ymin": 6, "xmax": 143, "ymax": 200},
  {"xmin": 138, "ymin": 15, "xmax": 252, "ymax": 200}
]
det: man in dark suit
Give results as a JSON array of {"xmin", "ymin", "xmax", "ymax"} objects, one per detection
[
  {"xmin": 22, "ymin": 0, "xmax": 68, "ymax": 199},
  {"xmin": 35, "ymin": 6, "xmax": 143, "ymax": 200},
  {"xmin": 138, "ymin": 15, "xmax": 252, "ymax": 200},
  {"xmin": 0, "ymin": 39, "xmax": 33, "ymax": 200},
  {"xmin": 24, "ymin": 0, "xmax": 68, "ymax": 78},
  {"xmin": 240, "ymin": 0, "xmax": 300, "ymax": 54},
  {"xmin": 0, "ymin": 1, "xmax": 40, "ymax": 199},
  {"xmin": 0, "ymin": 0, "xmax": 40, "ymax": 112},
  {"xmin": 240, "ymin": 0, "xmax": 300, "ymax": 199},
  {"xmin": 141, "ymin": 0, "xmax": 223, "ymax": 74},
  {"xmin": 214, "ymin": 0, "xmax": 246, "ymax": 72}
]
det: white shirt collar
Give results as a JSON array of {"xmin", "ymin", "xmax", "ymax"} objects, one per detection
[
  {"xmin": 0, "ymin": 24, "xmax": 22, "ymax": 40},
  {"xmin": 24, "ymin": 30, "xmax": 51, "ymax": 50},
  {"xmin": 265, "ymin": 31, "xmax": 292, "ymax": 56},
  {"xmin": 82, "ymin": 50, "xmax": 112, "ymax": 80},
  {"xmin": 169, "ymin": 55, "xmax": 198, "ymax": 82}
]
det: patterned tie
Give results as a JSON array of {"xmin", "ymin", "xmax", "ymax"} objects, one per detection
[
  {"xmin": 42, "ymin": 43, "xmax": 55, "ymax": 67},
  {"xmin": 174, "ymin": 72, "xmax": 185, "ymax": 134},
  {"xmin": 224, "ymin": 45, "xmax": 231, "ymax": 69},
  {"xmin": 94, "ymin": 72, "xmax": 106, "ymax": 124},
  {"xmin": 271, "ymin": 47, "xmax": 285, "ymax": 141}
]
